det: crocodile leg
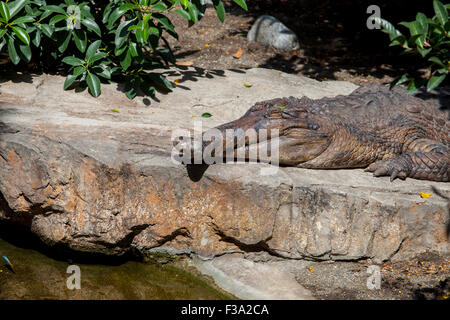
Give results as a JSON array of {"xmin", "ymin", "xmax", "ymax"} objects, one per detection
[{"xmin": 365, "ymin": 139, "xmax": 449, "ymax": 182}]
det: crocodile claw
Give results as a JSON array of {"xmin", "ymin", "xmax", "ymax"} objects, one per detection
[{"xmin": 365, "ymin": 159, "xmax": 408, "ymax": 181}]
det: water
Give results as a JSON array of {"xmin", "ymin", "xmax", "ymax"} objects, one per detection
[{"xmin": 0, "ymin": 225, "xmax": 228, "ymax": 300}]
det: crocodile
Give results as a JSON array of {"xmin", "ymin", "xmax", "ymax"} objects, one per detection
[{"xmin": 182, "ymin": 84, "xmax": 449, "ymax": 182}]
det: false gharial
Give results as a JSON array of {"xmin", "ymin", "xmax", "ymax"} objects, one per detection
[{"xmin": 183, "ymin": 84, "xmax": 449, "ymax": 182}]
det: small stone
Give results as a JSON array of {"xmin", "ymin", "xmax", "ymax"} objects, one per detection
[{"xmin": 247, "ymin": 15, "xmax": 300, "ymax": 51}]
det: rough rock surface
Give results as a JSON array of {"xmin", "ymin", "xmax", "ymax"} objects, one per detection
[
  {"xmin": 247, "ymin": 15, "xmax": 300, "ymax": 51},
  {"xmin": 0, "ymin": 68, "xmax": 448, "ymax": 264},
  {"xmin": 192, "ymin": 254, "xmax": 315, "ymax": 299}
]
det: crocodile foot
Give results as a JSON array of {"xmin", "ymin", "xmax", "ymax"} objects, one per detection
[{"xmin": 364, "ymin": 157, "xmax": 409, "ymax": 182}]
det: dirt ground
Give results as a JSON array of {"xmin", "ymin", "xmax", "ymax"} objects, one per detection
[
  {"xmin": 294, "ymin": 252, "xmax": 449, "ymax": 300},
  {"xmin": 166, "ymin": 0, "xmax": 445, "ymax": 88}
]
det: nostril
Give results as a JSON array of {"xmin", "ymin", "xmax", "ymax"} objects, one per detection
[{"xmin": 307, "ymin": 123, "xmax": 319, "ymax": 130}]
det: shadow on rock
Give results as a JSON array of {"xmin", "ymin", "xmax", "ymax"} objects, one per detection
[
  {"xmin": 186, "ymin": 163, "xmax": 209, "ymax": 182},
  {"xmin": 114, "ymin": 67, "xmax": 243, "ymax": 106},
  {"xmin": 413, "ymin": 278, "xmax": 449, "ymax": 300},
  {"xmin": 414, "ymin": 86, "xmax": 450, "ymax": 119},
  {"xmin": 431, "ymin": 186, "xmax": 450, "ymax": 240},
  {"xmin": 0, "ymin": 70, "xmax": 37, "ymax": 85}
]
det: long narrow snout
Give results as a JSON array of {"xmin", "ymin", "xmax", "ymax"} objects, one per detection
[{"xmin": 177, "ymin": 98, "xmax": 330, "ymax": 166}]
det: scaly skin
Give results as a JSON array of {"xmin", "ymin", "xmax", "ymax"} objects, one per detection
[{"xmin": 188, "ymin": 84, "xmax": 449, "ymax": 182}]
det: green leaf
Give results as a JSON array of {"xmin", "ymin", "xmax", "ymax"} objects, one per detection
[
  {"xmin": 125, "ymin": 87, "xmax": 136, "ymax": 99},
  {"xmin": 0, "ymin": 2, "xmax": 11, "ymax": 22},
  {"xmin": 151, "ymin": 1, "xmax": 167, "ymax": 12},
  {"xmin": 143, "ymin": 12, "xmax": 152, "ymax": 26},
  {"xmin": 81, "ymin": 18, "xmax": 101, "ymax": 37},
  {"xmin": 102, "ymin": 1, "xmax": 114, "ymax": 24},
  {"xmin": 174, "ymin": 9, "xmax": 190, "ymax": 20},
  {"xmin": 201, "ymin": 112, "xmax": 212, "ymax": 118},
  {"xmin": 187, "ymin": 2, "xmax": 199, "ymax": 23},
  {"xmin": 62, "ymin": 55, "xmax": 84, "ymax": 66},
  {"xmin": 49, "ymin": 14, "xmax": 67, "ymax": 25},
  {"xmin": 134, "ymin": 20, "xmax": 145, "ymax": 43},
  {"xmin": 406, "ymin": 78, "xmax": 426, "ymax": 94},
  {"xmin": 107, "ymin": 7, "xmax": 128, "ymax": 28},
  {"xmin": 212, "ymin": 0, "xmax": 225, "ymax": 23},
  {"xmin": 0, "ymin": 38, "xmax": 6, "ymax": 51},
  {"xmin": 7, "ymin": 0, "xmax": 27, "ymax": 19},
  {"xmin": 26, "ymin": 25, "xmax": 37, "ymax": 33},
  {"xmin": 153, "ymin": 13, "xmax": 175, "ymax": 33},
  {"xmin": 80, "ymin": 5, "xmax": 95, "ymax": 20},
  {"xmin": 399, "ymin": 21, "xmax": 420, "ymax": 36},
  {"xmin": 11, "ymin": 26, "xmax": 30, "ymax": 45},
  {"xmin": 40, "ymin": 24, "xmax": 53, "ymax": 38},
  {"xmin": 85, "ymin": 39, "xmax": 101, "ymax": 59},
  {"xmin": 233, "ymin": 0, "xmax": 247, "ymax": 10},
  {"xmin": 41, "ymin": 5, "xmax": 67, "ymax": 15},
  {"xmin": 93, "ymin": 65, "xmax": 111, "ymax": 79},
  {"xmin": 0, "ymin": 29, "xmax": 6, "ymax": 40},
  {"xmin": 390, "ymin": 74, "xmax": 410, "ymax": 89},
  {"xmin": 11, "ymin": 16, "xmax": 34, "ymax": 25},
  {"xmin": 124, "ymin": 77, "xmax": 138, "ymax": 99},
  {"xmin": 128, "ymin": 42, "xmax": 138, "ymax": 57},
  {"xmin": 415, "ymin": 12, "xmax": 428, "ymax": 34},
  {"xmin": 372, "ymin": 17, "xmax": 402, "ymax": 41},
  {"xmin": 427, "ymin": 74, "xmax": 446, "ymax": 92},
  {"xmin": 58, "ymin": 31, "xmax": 72, "ymax": 53},
  {"xmin": 389, "ymin": 34, "xmax": 407, "ymax": 47},
  {"xmin": 142, "ymin": 84, "xmax": 156, "ymax": 98},
  {"xmin": 88, "ymin": 52, "xmax": 107, "ymax": 64},
  {"xmin": 445, "ymin": 21, "xmax": 450, "ymax": 32},
  {"xmin": 73, "ymin": 65, "xmax": 85, "ymax": 77},
  {"xmin": 181, "ymin": 0, "xmax": 188, "ymax": 9},
  {"xmin": 64, "ymin": 73, "xmax": 77, "ymax": 90},
  {"xmin": 86, "ymin": 73, "xmax": 101, "ymax": 97},
  {"xmin": 114, "ymin": 44, "xmax": 127, "ymax": 56},
  {"xmin": 128, "ymin": 25, "xmax": 141, "ymax": 31},
  {"xmin": 428, "ymin": 56, "xmax": 446, "ymax": 68},
  {"xmin": 119, "ymin": 3, "xmax": 139, "ymax": 12},
  {"xmin": 40, "ymin": 10, "xmax": 53, "ymax": 21},
  {"xmin": 7, "ymin": 38, "xmax": 20, "ymax": 64},
  {"xmin": 73, "ymin": 29, "xmax": 87, "ymax": 53},
  {"xmin": 417, "ymin": 47, "xmax": 431, "ymax": 57},
  {"xmin": 433, "ymin": 0, "xmax": 448, "ymax": 26},
  {"xmin": 18, "ymin": 42, "xmax": 31, "ymax": 62},
  {"xmin": 145, "ymin": 26, "xmax": 159, "ymax": 43},
  {"xmin": 120, "ymin": 48, "xmax": 132, "ymax": 70},
  {"xmin": 115, "ymin": 19, "xmax": 133, "ymax": 48}
]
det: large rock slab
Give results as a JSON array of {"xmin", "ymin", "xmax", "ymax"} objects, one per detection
[
  {"xmin": 0, "ymin": 68, "xmax": 448, "ymax": 263},
  {"xmin": 191, "ymin": 254, "xmax": 315, "ymax": 299}
]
